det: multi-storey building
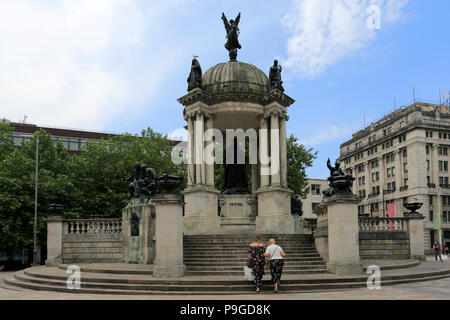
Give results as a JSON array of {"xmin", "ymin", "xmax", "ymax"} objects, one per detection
[
  {"xmin": 340, "ymin": 102, "xmax": 450, "ymax": 254},
  {"xmin": 8, "ymin": 121, "xmax": 116, "ymax": 154},
  {"xmin": 302, "ymin": 178, "xmax": 329, "ymax": 219}
]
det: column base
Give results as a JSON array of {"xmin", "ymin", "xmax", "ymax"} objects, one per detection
[
  {"xmin": 153, "ymin": 264, "xmax": 186, "ymax": 278},
  {"xmin": 183, "ymin": 186, "xmax": 220, "ymax": 235},
  {"xmin": 255, "ymin": 186, "xmax": 294, "ymax": 234},
  {"xmin": 327, "ymin": 262, "xmax": 363, "ymax": 275},
  {"xmin": 410, "ymin": 254, "xmax": 426, "ymax": 261},
  {"xmin": 46, "ymin": 257, "xmax": 62, "ymax": 266}
]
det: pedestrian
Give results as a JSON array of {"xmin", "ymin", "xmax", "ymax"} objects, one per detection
[
  {"xmin": 264, "ymin": 238, "xmax": 286, "ymax": 293},
  {"xmin": 445, "ymin": 246, "xmax": 449, "ymax": 256},
  {"xmin": 248, "ymin": 235, "xmax": 266, "ymax": 293},
  {"xmin": 433, "ymin": 240, "xmax": 443, "ymax": 262}
]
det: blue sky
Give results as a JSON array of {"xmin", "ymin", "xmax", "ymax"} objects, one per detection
[{"xmin": 1, "ymin": 0, "xmax": 449, "ymax": 179}]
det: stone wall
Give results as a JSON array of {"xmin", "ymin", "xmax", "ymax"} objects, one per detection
[
  {"xmin": 359, "ymin": 232, "xmax": 410, "ymax": 259},
  {"xmin": 61, "ymin": 219, "xmax": 123, "ymax": 264}
]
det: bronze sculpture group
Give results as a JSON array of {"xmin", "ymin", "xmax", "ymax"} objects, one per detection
[
  {"xmin": 322, "ymin": 158, "xmax": 355, "ymax": 199},
  {"xmin": 125, "ymin": 162, "xmax": 183, "ymax": 199}
]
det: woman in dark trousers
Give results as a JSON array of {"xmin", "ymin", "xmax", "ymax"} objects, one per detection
[
  {"xmin": 248, "ymin": 236, "xmax": 266, "ymax": 293},
  {"xmin": 264, "ymin": 238, "xmax": 286, "ymax": 293}
]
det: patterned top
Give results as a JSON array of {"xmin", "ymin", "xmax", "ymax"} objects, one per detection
[{"xmin": 248, "ymin": 245, "xmax": 266, "ymax": 268}]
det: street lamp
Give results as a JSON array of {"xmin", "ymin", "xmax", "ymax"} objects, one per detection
[{"xmin": 33, "ymin": 135, "xmax": 39, "ymax": 266}]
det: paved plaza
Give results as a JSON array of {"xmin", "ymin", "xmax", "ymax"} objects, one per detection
[{"xmin": 1, "ymin": 259, "xmax": 449, "ymax": 300}]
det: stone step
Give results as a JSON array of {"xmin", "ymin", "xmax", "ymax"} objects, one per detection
[
  {"xmin": 185, "ymin": 265, "xmax": 327, "ymax": 272},
  {"xmin": 183, "ymin": 253, "xmax": 321, "ymax": 259},
  {"xmin": 183, "ymin": 257, "xmax": 324, "ymax": 263},
  {"xmin": 183, "ymin": 269, "xmax": 329, "ymax": 276},
  {"xmin": 7, "ymin": 272, "xmax": 450, "ymax": 295}
]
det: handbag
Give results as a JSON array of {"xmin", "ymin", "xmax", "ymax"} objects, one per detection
[
  {"xmin": 266, "ymin": 245, "xmax": 280, "ymax": 268},
  {"xmin": 244, "ymin": 266, "xmax": 254, "ymax": 281},
  {"xmin": 247, "ymin": 255, "xmax": 253, "ymax": 268}
]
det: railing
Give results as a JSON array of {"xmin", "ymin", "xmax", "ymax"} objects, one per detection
[
  {"xmin": 368, "ymin": 192, "xmax": 380, "ymax": 198},
  {"xmin": 428, "ymin": 183, "xmax": 436, "ymax": 188},
  {"xmin": 359, "ymin": 217, "xmax": 408, "ymax": 232},
  {"xmin": 64, "ymin": 218, "xmax": 122, "ymax": 235},
  {"xmin": 399, "ymin": 186, "xmax": 409, "ymax": 191}
]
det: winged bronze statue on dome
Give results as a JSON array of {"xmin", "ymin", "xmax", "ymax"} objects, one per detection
[{"xmin": 221, "ymin": 12, "xmax": 241, "ymax": 61}]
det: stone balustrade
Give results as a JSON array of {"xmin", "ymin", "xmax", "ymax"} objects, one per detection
[
  {"xmin": 64, "ymin": 218, "xmax": 122, "ymax": 235},
  {"xmin": 359, "ymin": 217, "xmax": 408, "ymax": 232}
]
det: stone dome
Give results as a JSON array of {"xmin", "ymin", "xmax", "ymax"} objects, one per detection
[{"xmin": 202, "ymin": 61, "xmax": 269, "ymax": 97}]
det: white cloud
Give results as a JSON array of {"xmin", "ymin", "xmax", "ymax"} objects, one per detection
[
  {"xmin": 299, "ymin": 125, "xmax": 353, "ymax": 146},
  {"xmin": 0, "ymin": 0, "xmax": 192, "ymax": 131},
  {"xmin": 282, "ymin": 0, "xmax": 408, "ymax": 78},
  {"xmin": 168, "ymin": 127, "xmax": 188, "ymax": 141},
  {"xmin": 0, "ymin": 0, "xmax": 146, "ymax": 129}
]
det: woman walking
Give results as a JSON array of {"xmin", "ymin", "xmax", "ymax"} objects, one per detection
[
  {"xmin": 248, "ymin": 236, "xmax": 266, "ymax": 293},
  {"xmin": 264, "ymin": 238, "xmax": 286, "ymax": 293}
]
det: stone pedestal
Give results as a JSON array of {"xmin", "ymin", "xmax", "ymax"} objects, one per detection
[
  {"xmin": 255, "ymin": 187, "xmax": 295, "ymax": 234},
  {"xmin": 122, "ymin": 197, "xmax": 155, "ymax": 264},
  {"xmin": 325, "ymin": 193, "xmax": 363, "ymax": 275},
  {"xmin": 152, "ymin": 194, "xmax": 185, "ymax": 278},
  {"xmin": 46, "ymin": 214, "xmax": 63, "ymax": 266},
  {"xmin": 407, "ymin": 213, "xmax": 426, "ymax": 261},
  {"xmin": 219, "ymin": 194, "xmax": 257, "ymax": 233},
  {"xmin": 182, "ymin": 186, "xmax": 220, "ymax": 235}
]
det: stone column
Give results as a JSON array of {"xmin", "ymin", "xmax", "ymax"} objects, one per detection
[
  {"xmin": 259, "ymin": 115, "xmax": 269, "ymax": 188},
  {"xmin": 205, "ymin": 115, "xmax": 215, "ymax": 187},
  {"xmin": 152, "ymin": 194, "xmax": 185, "ymax": 278},
  {"xmin": 252, "ymin": 164, "xmax": 259, "ymax": 193},
  {"xmin": 46, "ymin": 214, "xmax": 64, "ymax": 266},
  {"xmin": 280, "ymin": 113, "xmax": 288, "ymax": 187},
  {"xmin": 407, "ymin": 213, "xmax": 426, "ymax": 260},
  {"xmin": 186, "ymin": 114, "xmax": 195, "ymax": 187},
  {"xmin": 195, "ymin": 111, "xmax": 205, "ymax": 185},
  {"xmin": 395, "ymin": 150, "xmax": 402, "ymax": 189},
  {"xmin": 325, "ymin": 193, "xmax": 363, "ymax": 275},
  {"xmin": 432, "ymin": 143, "xmax": 439, "ymax": 186},
  {"xmin": 270, "ymin": 112, "xmax": 281, "ymax": 186}
]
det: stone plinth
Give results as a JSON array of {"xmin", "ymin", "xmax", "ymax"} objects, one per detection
[
  {"xmin": 152, "ymin": 194, "xmax": 185, "ymax": 278},
  {"xmin": 406, "ymin": 213, "xmax": 426, "ymax": 261},
  {"xmin": 219, "ymin": 194, "xmax": 257, "ymax": 233},
  {"xmin": 324, "ymin": 192, "xmax": 363, "ymax": 275},
  {"xmin": 46, "ymin": 214, "xmax": 63, "ymax": 266},
  {"xmin": 122, "ymin": 197, "xmax": 154, "ymax": 264},
  {"xmin": 182, "ymin": 186, "xmax": 220, "ymax": 235},
  {"xmin": 255, "ymin": 186, "xmax": 295, "ymax": 234}
]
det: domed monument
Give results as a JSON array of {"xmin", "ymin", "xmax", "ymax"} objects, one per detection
[{"xmin": 178, "ymin": 12, "xmax": 295, "ymax": 235}]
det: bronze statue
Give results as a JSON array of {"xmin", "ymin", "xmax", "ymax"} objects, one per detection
[
  {"xmin": 187, "ymin": 57, "xmax": 203, "ymax": 92},
  {"xmin": 221, "ymin": 12, "xmax": 241, "ymax": 61},
  {"xmin": 130, "ymin": 212, "xmax": 139, "ymax": 237},
  {"xmin": 221, "ymin": 138, "xmax": 250, "ymax": 195},
  {"xmin": 269, "ymin": 60, "xmax": 284, "ymax": 91},
  {"xmin": 327, "ymin": 158, "xmax": 345, "ymax": 177},
  {"xmin": 125, "ymin": 162, "xmax": 157, "ymax": 198},
  {"xmin": 322, "ymin": 158, "xmax": 355, "ymax": 199}
]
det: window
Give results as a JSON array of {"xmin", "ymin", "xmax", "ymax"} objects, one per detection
[
  {"xmin": 404, "ymin": 178, "xmax": 408, "ymax": 186},
  {"xmin": 403, "ymin": 148, "xmax": 407, "ymax": 157},
  {"xmin": 387, "ymin": 168, "xmax": 391, "ymax": 178},
  {"xmin": 430, "ymin": 211, "xmax": 434, "ymax": 222},
  {"xmin": 430, "ymin": 195, "xmax": 434, "ymax": 205},
  {"xmin": 391, "ymin": 182, "xmax": 396, "ymax": 190},
  {"xmin": 439, "ymin": 161, "xmax": 448, "ymax": 172},
  {"xmin": 371, "ymin": 172, "xmax": 379, "ymax": 182},
  {"xmin": 403, "ymin": 163, "xmax": 408, "ymax": 173},
  {"xmin": 311, "ymin": 184, "xmax": 321, "ymax": 195},
  {"xmin": 427, "ymin": 160, "xmax": 430, "ymax": 170},
  {"xmin": 391, "ymin": 167, "xmax": 395, "ymax": 177},
  {"xmin": 427, "ymin": 176, "xmax": 431, "ymax": 184},
  {"xmin": 438, "ymin": 147, "xmax": 448, "ymax": 156},
  {"xmin": 426, "ymin": 145, "xmax": 430, "ymax": 154},
  {"xmin": 400, "ymin": 121, "xmax": 405, "ymax": 128},
  {"xmin": 440, "ymin": 176, "xmax": 449, "ymax": 187}
]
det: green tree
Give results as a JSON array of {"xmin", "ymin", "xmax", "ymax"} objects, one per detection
[{"xmin": 286, "ymin": 134, "xmax": 317, "ymax": 198}]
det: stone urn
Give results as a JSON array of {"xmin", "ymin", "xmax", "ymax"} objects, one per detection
[
  {"xmin": 156, "ymin": 174, "xmax": 184, "ymax": 194},
  {"xmin": 403, "ymin": 202, "xmax": 423, "ymax": 214}
]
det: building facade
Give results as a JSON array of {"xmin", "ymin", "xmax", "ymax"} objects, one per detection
[
  {"xmin": 340, "ymin": 102, "xmax": 450, "ymax": 254},
  {"xmin": 302, "ymin": 179, "xmax": 329, "ymax": 219},
  {"xmin": 9, "ymin": 121, "xmax": 116, "ymax": 154}
]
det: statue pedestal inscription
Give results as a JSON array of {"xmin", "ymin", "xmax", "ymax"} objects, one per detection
[
  {"xmin": 219, "ymin": 194, "xmax": 257, "ymax": 233},
  {"xmin": 122, "ymin": 197, "xmax": 155, "ymax": 264}
]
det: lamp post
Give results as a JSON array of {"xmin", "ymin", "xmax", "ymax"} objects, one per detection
[{"xmin": 33, "ymin": 135, "xmax": 39, "ymax": 266}]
